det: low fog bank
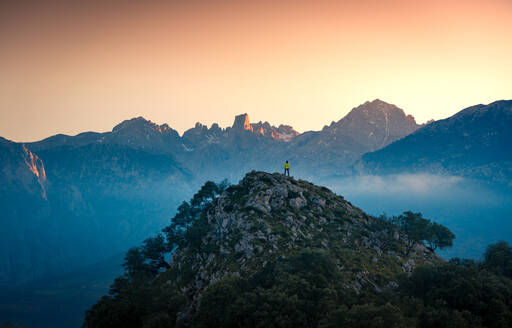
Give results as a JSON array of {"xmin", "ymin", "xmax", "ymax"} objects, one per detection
[{"xmin": 320, "ymin": 173, "xmax": 512, "ymax": 259}]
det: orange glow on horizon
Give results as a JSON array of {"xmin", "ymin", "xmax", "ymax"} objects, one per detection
[{"xmin": 0, "ymin": 0, "xmax": 511, "ymax": 141}]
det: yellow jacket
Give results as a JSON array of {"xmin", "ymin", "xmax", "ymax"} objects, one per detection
[{"xmin": 284, "ymin": 162, "xmax": 290, "ymax": 169}]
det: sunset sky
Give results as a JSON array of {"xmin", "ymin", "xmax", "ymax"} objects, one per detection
[{"xmin": 1, "ymin": 0, "xmax": 511, "ymax": 142}]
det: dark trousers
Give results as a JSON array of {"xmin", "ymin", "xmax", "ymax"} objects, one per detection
[{"xmin": 284, "ymin": 168, "xmax": 290, "ymax": 176}]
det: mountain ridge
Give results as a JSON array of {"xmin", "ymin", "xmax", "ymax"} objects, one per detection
[{"xmin": 357, "ymin": 99, "xmax": 512, "ymax": 185}]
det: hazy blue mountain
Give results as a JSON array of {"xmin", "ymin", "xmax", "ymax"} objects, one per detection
[
  {"xmin": 0, "ymin": 141, "xmax": 193, "ymax": 287},
  {"xmin": 357, "ymin": 100, "xmax": 512, "ymax": 185},
  {"xmin": 28, "ymin": 117, "xmax": 182, "ymax": 154},
  {"xmin": 27, "ymin": 132, "xmax": 102, "ymax": 152},
  {"xmin": 0, "ymin": 138, "xmax": 50, "ymax": 286}
]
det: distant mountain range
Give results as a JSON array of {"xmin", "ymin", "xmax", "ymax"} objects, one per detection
[
  {"xmin": 1, "ymin": 99, "xmax": 511, "ymax": 286},
  {"xmin": 357, "ymin": 100, "xmax": 512, "ymax": 185}
]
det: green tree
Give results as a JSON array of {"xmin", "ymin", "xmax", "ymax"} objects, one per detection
[
  {"xmin": 394, "ymin": 211, "xmax": 430, "ymax": 255},
  {"xmin": 141, "ymin": 234, "xmax": 170, "ymax": 272},
  {"xmin": 425, "ymin": 222, "xmax": 455, "ymax": 251},
  {"xmin": 123, "ymin": 247, "xmax": 150, "ymax": 278},
  {"xmin": 484, "ymin": 241, "xmax": 512, "ymax": 278}
]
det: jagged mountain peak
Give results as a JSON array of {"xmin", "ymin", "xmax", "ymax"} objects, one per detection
[
  {"xmin": 194, "ymin": 122, "xmax": 206, "ymax": 129},
  {"xmin": 227, "ymin": 113, "xmax": 298, "ymax": 141},
  {"xmin": 305, "ymin": 100, "xmax": 421, "ymax": 156},
  {"xmin": 108, "ymin": 117, "xmax": 181, "ymax": 153},
  {"xmin": 232, "ymin": 113, "xmax": 253, "ymax": 131}
]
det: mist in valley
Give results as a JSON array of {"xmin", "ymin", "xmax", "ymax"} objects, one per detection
[{"xmin": 320, "ymin": 174, "xmax": 512, "ymax": 259}]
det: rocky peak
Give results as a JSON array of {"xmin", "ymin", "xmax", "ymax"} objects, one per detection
[
  {"xmin": 249, "ymin": 121, "xmax": 299, "ymax": 142},
  {"xmin": 112, "ymin": 117, "xmax": 176, "ymax": 135},
  {"xmin": 350, "ymin": 99, "xmax": 407, "ymax": 117},
  {"xmin": 85, "ymin": 170, "xmax": 446, "ymax": 326},
  {"xmin": 166, "ymin": 171, "xmax": 437, "ymax": 307},
  {"xmin": 108, "ymin": 117, "xmax": 181, "ymax": 152},
  {"xmin": 182, "ymin": 122, "xmax": 226, "ymax": 149},
  {"xmin": 276, "ymin": 124, "xmax": 299, "ymax": 141},
  {"xmin": 325, "ymin": 99, "xmax": 421, "ymax": 151},
  {"xmin": 194, "ymin": 122, "xmax": 206, "ymax": 130},
  {"xmin": 232, "ymin": 113, "xmax": 253, "ymax": 132}
]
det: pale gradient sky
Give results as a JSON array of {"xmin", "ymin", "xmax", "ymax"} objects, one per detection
[{"xmin": 0, "ymin": 0, "xmax": 511, "ymax": 142}]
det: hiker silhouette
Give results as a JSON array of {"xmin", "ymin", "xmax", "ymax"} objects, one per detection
[{"xmin": 284, "ymin": 160, "xmax": 290, "ymax": 176}]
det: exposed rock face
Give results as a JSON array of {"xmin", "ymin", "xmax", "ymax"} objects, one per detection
[
  {"xmin": 276, "ymin": 124, "xmax": 300, "ymax": 141},
  {"xmin": 108, "ymin": 117, "xmax": 182, "ymax": 153},
  {"xmin": 164, "ymin": 171, "xmax": 439, "ymax": 321},
  {"xmin": 251, "ymin": 121, "xmax": 299, "ymax": 141},
  {"xmin": 232, "ymin": 113, "xmax": 253, "ymax": 132},
  {"xmin": 182, "ymin": 122, "xmax": 225, "ymax": 150},
  {"xmin": 0, "ymin": 137, "xmax": 47, "ymax": 200},
  {"xmin": 323, "ymin": 99, "xmax": 421, "ymax": 152}
]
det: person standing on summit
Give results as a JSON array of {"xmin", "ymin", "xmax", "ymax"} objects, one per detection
[{"xmin": 284, "ymin": 160, "xmax": 290, "ymax": 176}]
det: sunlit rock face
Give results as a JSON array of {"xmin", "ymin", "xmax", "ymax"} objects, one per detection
[
  {"xmin": 251, "ymin": 121, "xmax": 299, "ymax": 142},
  {"xmin": 0, "ymin": 138, "xmax": 47, "ymax": 200},
  {"xmin": 232, "ymin": 113, "xmax": 253, "ymax": 132}
]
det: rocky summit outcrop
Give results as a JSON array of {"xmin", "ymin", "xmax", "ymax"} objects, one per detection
[
  {"xmin": 85, "ymin": 171, "xmax": 440, "ymax": 326},
  {"xmin": 172, "ymin": 172, "xmax": 437, "ymax": 299},
  {"xmin": 250, "ymin": 121, "xmax": 299, "ymax": 141}
]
